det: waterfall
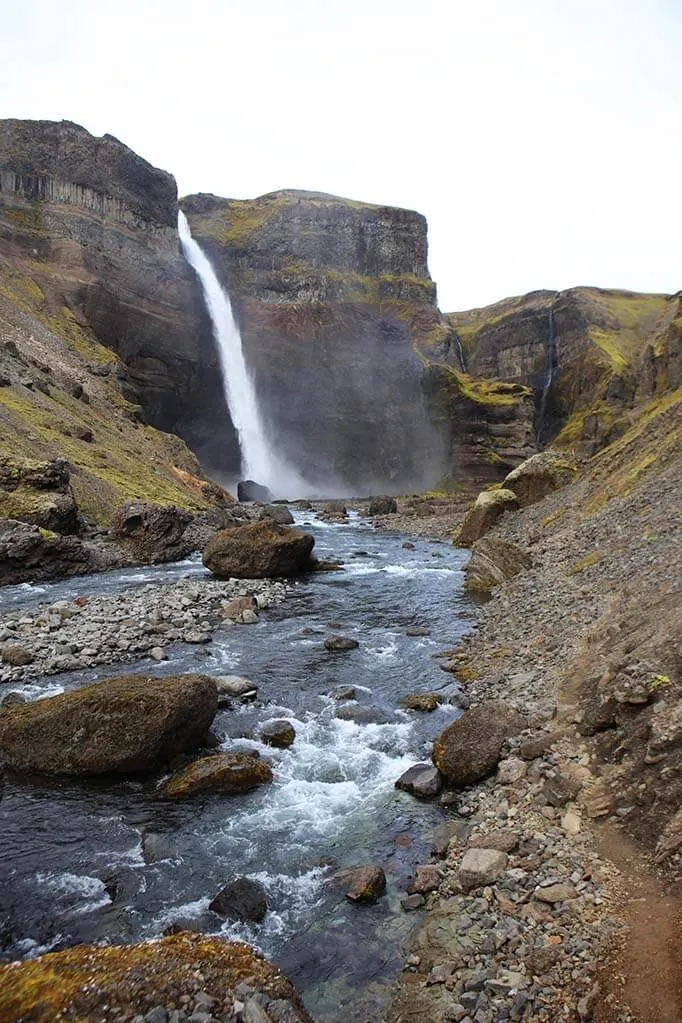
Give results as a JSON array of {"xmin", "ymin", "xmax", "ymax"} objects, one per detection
[
  {"xmin": 178, "ymin": 212, "xmax": 307, "ymax": 497},
  {"xmin": 455, "ymin": 335, "xmax": 467, "ymax": 373},
  {"xmin": 536, "ymin": 308, "xmax": 557, "ymax": 443}
]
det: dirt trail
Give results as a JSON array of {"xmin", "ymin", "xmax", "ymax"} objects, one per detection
[{"xmin": 594, "ymin": 823, "xmax": 682, "ymax": 1023}]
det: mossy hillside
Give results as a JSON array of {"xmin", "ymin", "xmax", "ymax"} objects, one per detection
[
  {"xmin": 0, "ymin": 384, "xmax": 216, "ymax": 524},
  {"xmin": 425, "ymin": 363, "xmax": 531, "ymax": 415}
]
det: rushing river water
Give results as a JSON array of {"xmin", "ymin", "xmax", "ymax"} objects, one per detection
[{"xmin": 0, "ymin": 511, "xmax": 473, "ymax": 1021}]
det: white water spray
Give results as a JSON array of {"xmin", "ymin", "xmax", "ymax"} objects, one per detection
[{"xmin": 178, "ymin": 212, "xmax": 307, "ymax": 497}]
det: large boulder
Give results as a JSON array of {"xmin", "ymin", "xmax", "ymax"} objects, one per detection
[
  {"xmin": 464, "ymin": 537, "xmax": 531, "ymax": 593},
  {"xmin": 455, "ymin": 488, "xmax": 519, "ymax": 546},
  {"xmin": 432, "ymin": 701, "xmax": 526, "ymax": 787},
  {"xmin": 209, "ymin": 878, "xmax": 268, "ymax": 922},
  {"xmin": 0, "ymin": 932, "xmax": 311, "ymax": 1023},
  {"xmin": 0, "ymin": 674, "xmax": 217, "ymax": 775},
  {"xmin": 368, "ymin": 495, "xmax": 397, "ymax": 516},
  {"xmin": 111, "ymin": 500, "xmax": 193, "ymax": 564},
  {"xmin": 0, "ymin": 456, "xmax": 81, "ymax": 534},
  {"xmin": 238, "ymin": 479, "xmax": 272, "ymax": 502},
  {"xmin": 0, "ymin": 518, "xmax": 117, "ymax": 586},
  {"xmin": 502, "ymin": 451, "xmax": 577, "ymax": 507},
  {"xmin": 203, "ymin": 521, "xmax": 315, "ymax": 579},
  {"xmin": 161, "ymin": 752, "xmax": 273, "ymax": 799},
  {"xmin": 259, "ymin": 503, "xmax": 294, "ymax": 525}
]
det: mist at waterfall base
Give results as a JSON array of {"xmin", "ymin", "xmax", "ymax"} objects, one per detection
[{"xmin": 178, "ymin": 213, "xmax": 446, "ymax": 500}]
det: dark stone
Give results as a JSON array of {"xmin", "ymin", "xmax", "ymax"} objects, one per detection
[
  {"xmin": 204, "ymin": 522, "xmax": 314, "ymax": 579},
  {"xmin": 238, "ymin": 480, "xmax": 273, "ymax": 503},
  {"xmin": 395, "ymin": 763, "xmax": 442, "ymax": 799},
  {"xmin": 432, "ymin": 701, "xmax": 526, "ymax": 787},
  {"xmin": 111, "ymin": 501, "xmax": 193, "ymax": 564},
  {"xmin": 260, "ymin": 719, "xmax": 296, "ymax": 749},
  {"xmin": 324, "ymin": 635, "xmax": 359, "ymax": 652},
  {"xmin": 209, "ymin": 878, "xmax": 268, "ymax": 922},
  {"xmin": 368, "ymin": 496, "xmax": 397, "ymax": 515}
]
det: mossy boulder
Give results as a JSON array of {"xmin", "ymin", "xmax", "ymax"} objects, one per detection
[
  {"xmin": 455, "ymin": 488, "xmax": 519, "ymax": 546},
  {"xmin": 203, "ymin": 521, "xmax": 315, "ymax": 579},
  {"xmin": 432, "ymin": 702, "xmax": 526, "ymax": 787},
  {"xmin": 0, "ymin": 674, "xmax": 217, "ymax": 775},
  {"xmin": 502, "ymin": 451, "xmax": 578, "ymax": 507},
  {"xmin": 464, "ymin": 537, "xmax": 532, "ymax": 593},
  {"xmin": 0, "ymin": 932, "xmax": 311, "ymax": 1023},
  {"xmin": 161, "ymin": 752, "xmax": 273, "ymax": 799},
  {"xmin": 0, "ymin": 455, "xmax": 80, "ymax": 534}
]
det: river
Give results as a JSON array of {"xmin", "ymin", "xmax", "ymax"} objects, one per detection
[{"xmin": 0, "ymin": 510, "xmax": 473, "ymax": 1021}]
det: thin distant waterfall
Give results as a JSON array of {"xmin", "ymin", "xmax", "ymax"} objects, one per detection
[
  {"xmin": 536, "ymin": 307, "xmax": 557, "ymax": 443},
  {"xmin": 178, "ymin": 212, "xmax": 307, "ymax": 497}
]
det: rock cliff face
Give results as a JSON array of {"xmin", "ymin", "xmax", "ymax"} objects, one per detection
[
  {"xmin": 0, "ymin": 119, "xmax": 237, "ymax": 472},
  {"xmin": 445, "ymin": 287, "xmax": 681, "ymax": 453},
  {"xmin": 182, "ymin": 190, "xmax": 449, "ymax": 492}
]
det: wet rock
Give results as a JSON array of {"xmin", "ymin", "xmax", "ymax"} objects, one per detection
[
  {"xmin": 401, "ymin": 692, "xmax": 442, "ymax": 712},
  {"xmin": 0, "ymin": 674, "xmax": 217, "ymax": 775},
  {"xmin": 111, "ymin": 501, "xmax": 193, "ymax": 564},
  {"xmin": 324, "ymin": 635, "xmax": 359, "ymax": 652},
  {"xmin": 455, "ymin": 488, "xmax": 519, "ymax": 546},
  {"xmin": 432, "ymin": 701, "xmax": 526, "ymax": 788},
  {"xmin": 150, "ymin": 646, "xmax": 168, "ymax": 661},
  {"xmin": 395, "ymin": 763, "xmax": 443, "ymax": 799},
  {"xmin": 221, "ymin": 594, "xmax": 258, "ymax": 622},
  {"xmin": 402, "ymin": 541, "xmax": 415, "ymax": 550},
  {"xmin": 458, "ymin": 848, "xmax": 508, "ymax": 891},
  {"xmin": 336, "ymin": 865, "xmax": 386, "ymax": 903},
  {"xmin": 204, "ymin": 522, "xmax": 315, "ymax": 579},
  {"xmin": 215, "ymin": 675, "xmax": 258, "ymax": 700},
  {"xmin": 0, "ymin": 643, "xmax": 34, "ymax": 666},
  {"xmin": 260, "ymin": 719, "xmax": 296, "ymax": 748},
  {"xmin": 368, "ymin": 496, "xmax": 397, "ymax": 515},
  {"xmin": 328, "ymin": 685, "xmax": 356, "ymax": 701},
  {"xmin": 259, "ymin": 504, "xmax": 294, "ymax": 526},
  {"xmin": 183, "ymin": 630, "xmax": 211, "ymax": 644},
  {"xmin": 464, "ymin": 537, "xmax": 531, "ymax": 593},
  {"xmin": 335, "ymin": 705, "xmax": 395, "ymax": 725},
  {"xmin": 322, "ymin": 501, "xmax": 347, "ymax": 520},
  {"xmin": 404, "ymin": 625, "xmax": 431, "ymax": 636},
  {"xmin": 209, "ymin": 877, "xmax": 268, "ymax": 922},
  {"xmin": 161, "ymin": 752, "xmax": 273, "ymax": 799}
]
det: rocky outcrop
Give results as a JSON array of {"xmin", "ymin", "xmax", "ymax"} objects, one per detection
[
  {"xmin": 110, "ymin": 500, "xmax": 193, "ymax": 563},
  {"xmin": 456, "ymin": 488, "xmax": 519, "ymax": 546},
  {"xmin": 502, "ymin": 451, "xmax": 577, "ymax": 507},
  {"xmin": 0, "ymin": 456, "xmax": 81, "ymax": 533},
  {"xmin": 0, "ymin": 932, "xmax": 311, "ymax": 1023},
  {"xmin": 464, "ymin": 537, "xmax": 532, "ymax": 593},
  {"xmin": 203, "ymin": 521, "xmax": 315, "ymax": 578},
  {"xmin": 0, "ymin": 517, "xmax": 119, "ymax": 585},
  {"xmin": 432, "ymin": 702, "xmax": 526, "ymax": 787},
  {"xmin": 0, "ymin": 673, "xmax": 217, "ymax": 774}
]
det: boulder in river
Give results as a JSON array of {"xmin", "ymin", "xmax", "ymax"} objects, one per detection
[
  {"xmin": 432, "ymin": 701, "xmax": 526, "ymax": 788},
  {"xmin": 334, "ymin": 865, "xmax": 387, "ymax": 903},
  {"xmin": 401, "ymin": 692, "xmax": 442, "ymax": 712},
  {"xmin": 395, "ymin": 763, "xmax": 442, "ymax": 799},
  {"xmin": 221, "ymin": 594, "xmax": 259, "ymax": 622},
  {"xmin": 260, "ymin": 719, "xmax": 296, "ymax": 748},
  {"xmin": 455, "ymin": 488, "xmax": 519, "ymax": 546},
  {"xmin": 324, "ymin": 635, "xmax": 359, "ymax": 652},
  {"xmin": 209, "ymin": 878, "xmax": 268, "ymax": 922},
  {"xmin": 0, "ymin": 932, "xmax": 311, "ymax": 1023},
  {"xmin": 161, "ymin": 752, "xmax": 273, "ymax": 799},
  {"xmin": 0, "ymin": 674, "xmax": 218, "ymax": 775},
  {"xmin": 203, "ymin": 521, "xmax": 315, "ymax": 579},
  {"xmin": 215, "ymin": 675, "xmax": 258, "ymax": 700},
  {"xmin": 259, "ymin": 503, "xmax": 294, "ymax": 525},
  {"xmin": 238, "ymin": 479, "xmax": 273, "ymax": 502},
  {"xmin": 464, "ymin": 537, "xmax": 531, "ymax": 593},
  {"xmin": 110, "ymin": 500, "xmax": 193, "ymax": 564}
]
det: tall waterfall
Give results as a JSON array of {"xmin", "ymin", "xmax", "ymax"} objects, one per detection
[
  {"xmin": 536, "ymin": 307, "xmax": 557, "ymax": 443},
  {"xmin": 178, "ymin": 212, "xmax": 306, "ymax": 497}
]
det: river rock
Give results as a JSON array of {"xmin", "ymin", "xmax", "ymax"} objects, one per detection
[
  {"xmin": 0, "ymin": 673, "xmax": 217, "ymax": 775},
  {"xmin": 110, "ymin": 501, "xmax": 193, "ymax": 564},
  {"xmin": 260, "ymin": 719, "xmax": 296, "ymax": 748},
  {"xmin": 203, "ymin": 521, "xmax": 315, "ymax": 579},
  {"xmin": 0, "ymin": 933, "xmax": 310, "ymax": 1023},
  {"xmin": 216, "ymin": 675, "xmax": 258, "ymax": 699},
  {"xmin": 322, "ymin": 501, "xmax": 347, "ymax": 519},
  {"xmin": 221, "ymin": 594, "xmax": 258, "ymax": 622},
  {"xmin": 324, "ymin": 635, "xmax": 359, "ymax": 652},
  {"xmin": 161, "ymin": 752, "xmax": 273, "ymax": 799},
  {"xmin": 502, "ymin": 451, "xmax": 578, "ymax": 507},
  {"xmin": 335, "ymin": 865, "xmax": 386, "ymax": 903},
  {"xmin": 238, "ymin": 480, "xmax": 273, "ymax": 503},
  {"xmin": 335, "ymin": 705, "xmax": 395, "ymax": 725},
  {"xmin": 259, "ymin": 504, "xmax": 294, "ymax": 525},
  {"xmin": 395, "ymin": 763, "xmax": 442, "ymax": 799},
  {"xmin": 209, "ymin": 878, "xmax": 268, "ymax": 922},
  {"xmin": 328, "ymin": 686, "xmax": 357, "ymax": 701},
  {"xmin": 432, "ymin": 701, "xmax": 526, "ymax": 787},
  {"xmin": 401, "ymin": 692, "xmax": 442, "ymax": 712},
  {"xmin": 405, "ymin": 626, "xmax": 431, "ymax": 637},
  {"xmin": 455, "ymin": 488, "xmax": 519, "ymax": 546},
  {"xmin": 464, "ymin": 537, "xmax": 532, "ymax": 593},
  {"xmin": 458, "ymin": 847, "xmax": 508, "ymax": 891},
  {"xmin": 368, "ymin": 496, "xmax": 397, "ymax": 515}
]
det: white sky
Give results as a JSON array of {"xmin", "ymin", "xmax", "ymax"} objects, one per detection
[{"xmin": 1, "ymin": 0, "xmax": 680, "ymax": 309}]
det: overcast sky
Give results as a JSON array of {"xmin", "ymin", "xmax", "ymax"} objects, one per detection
[{"xmin": 2, "ymin": 0, "xmax": 680, "ymax": 309}]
